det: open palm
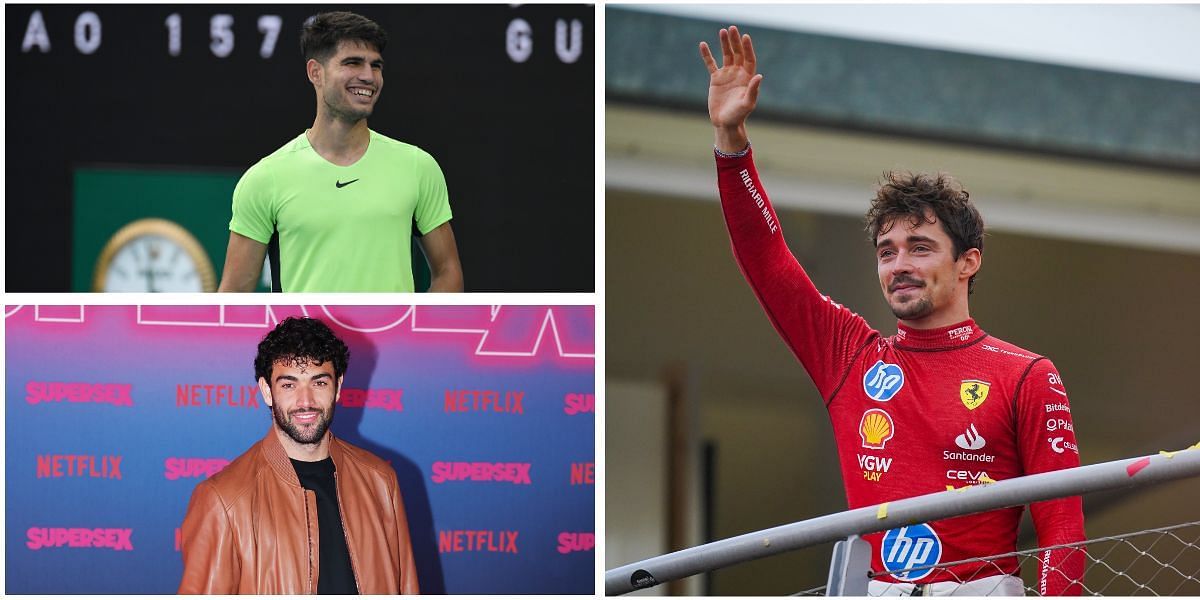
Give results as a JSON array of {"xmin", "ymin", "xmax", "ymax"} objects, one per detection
[{"xmin": 699, "ymin": 26, "xmax": 763, "ymax": 130}]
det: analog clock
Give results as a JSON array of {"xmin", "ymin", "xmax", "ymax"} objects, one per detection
[{"xmin": 92, "ymin": 218, "xmax": 217, "ymax": 292}]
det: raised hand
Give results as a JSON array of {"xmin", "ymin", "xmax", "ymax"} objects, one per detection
[{"xmin": 699, "ymin": 26, "xmax": 763, "ymax": 152}]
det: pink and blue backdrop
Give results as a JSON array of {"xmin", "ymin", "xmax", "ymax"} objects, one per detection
[{"xmin": 5, "ymin": 304, "xmax": 596, "ymax": 594}]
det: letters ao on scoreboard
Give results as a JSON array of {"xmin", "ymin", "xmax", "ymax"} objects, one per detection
[
  {"xmin": 19, "ymin": 9, "xmax": 585, "ymax": 64},
  {"xmin": 6, "ymin": 305, "xmax": 595, "ymax": 594}
]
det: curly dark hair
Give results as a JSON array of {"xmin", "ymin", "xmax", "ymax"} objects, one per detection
[
  {"xmin": 254, "ymin": 317, "xmax": 350, "ymax": 384},
  {"xmin": 865, "ymin": 171, "xmax": 985, "ymax": 294},
  {"xmin": 301, "ymin": 11, "xmax": 388, "ymax": 64}
]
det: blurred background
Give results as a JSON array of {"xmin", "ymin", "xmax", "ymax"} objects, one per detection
[
  {"xmin": 605, "ymin": 4, "xmax": 1200, "ymax": 595},
  {"xmin": 6, "ymin": 4, "xmax": 593, "ymax": 292}
]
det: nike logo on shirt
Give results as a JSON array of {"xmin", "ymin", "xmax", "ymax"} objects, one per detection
[{"xmin": 336, "ymin": 179, "xmax": 359, "ymax": 188}]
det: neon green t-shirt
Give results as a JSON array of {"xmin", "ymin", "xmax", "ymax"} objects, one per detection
[{"xmin": 229, "ymin": 130, "xmax": 452, "ymax": 292}]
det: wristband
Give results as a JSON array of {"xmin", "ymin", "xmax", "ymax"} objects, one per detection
[{"xmin": 714, "ymin": 141, "xmax": 751, "ymax": 158}]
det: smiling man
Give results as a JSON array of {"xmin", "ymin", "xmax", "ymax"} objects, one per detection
[
  {"xmin": 700, "ymin": 26, "xmax": 1085, "ymax": 595},
  {"xmin": 218, "ymin": 11, "xmax": 463, "ymax": 292},
  {"xmin": 179, "ymin": 317, "xmax": 419, "ymax": 594}
]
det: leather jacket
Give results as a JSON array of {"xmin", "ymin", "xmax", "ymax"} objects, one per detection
[{"xmin": 178, "ymin": 428, "xmax": 419, "ymax": 594}]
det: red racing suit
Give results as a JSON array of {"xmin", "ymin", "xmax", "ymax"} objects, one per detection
[{"xmin": 715, "ymin": 147, "xmax": 1085, "ymax": 594}]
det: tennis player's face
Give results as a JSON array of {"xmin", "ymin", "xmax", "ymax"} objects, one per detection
[
  {"xmin": 319, "ymin": 40, "xmax": 383, "ymax": 123},
  {"xmin": 260, "ymin": 359, "xmax": 342, "ymax": 445},
  {"xmin": 875, "ymin": 213, "xmax": 961, "ymax": 321}
]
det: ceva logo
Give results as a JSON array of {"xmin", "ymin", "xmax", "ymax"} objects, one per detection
[
  {"xmin": 863, "ymin": 361, "xmax": 904, "ymax": 401},
  {"xmin": 881, "ymin": 524, "xmax": 943, "ymax": 581}
]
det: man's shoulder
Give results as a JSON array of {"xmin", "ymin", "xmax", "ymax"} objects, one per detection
[
  {"xmin": 332, "ymin": 436, "xmax": 397, "ymax": 481},
  {"xmin": 200, "ymin": 439, "xmax": 268, "ymax": 504},
  {"xmin": 241, "ymin": 132, "xmax": 309, "ymax": 175},
  {"xmin": 976, "ymin": 333, "xmax": 1049, "ymax": 370},
  {"xmin": 369, "ymin": 130, "xmax": 438, "ymax": 165}
]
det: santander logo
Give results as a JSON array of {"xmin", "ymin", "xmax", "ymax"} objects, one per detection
[{"xmin": 955, "ymin": 424, "xmax": 986, "ymax": 450}]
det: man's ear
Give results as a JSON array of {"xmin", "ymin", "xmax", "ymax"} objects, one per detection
[
  {"xmin": 258, "ymin": 377, "xmax": 273, "ymax": 408},
  {"xmin": 335, "ymin": 375, "xmax": 344, "ymax": 402},
  {"xmin": 306, "ymin": 58, "xmax": 322, "ymax": 86},
  {"xmin": 959, "ymin": 248, "xmax": 982, "ymax": 281}
]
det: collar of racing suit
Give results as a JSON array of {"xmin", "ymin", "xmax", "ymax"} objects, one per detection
[{"xmin": 893, "ymin": 318, "xmax": 986, "ymax": 351}]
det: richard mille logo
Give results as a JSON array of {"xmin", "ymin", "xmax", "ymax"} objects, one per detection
[{"xmin": 336, "ymin": 179, "xmax": 359, "ymax": 188}]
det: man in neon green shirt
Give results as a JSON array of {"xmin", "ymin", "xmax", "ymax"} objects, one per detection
[{"xmin": 218, "ymin": 11, "xmax": 463, "ymax": 292}]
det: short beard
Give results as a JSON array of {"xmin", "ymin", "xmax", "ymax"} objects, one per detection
[
  {"xmin": 272, "ymin": 402, "xmax": 334, "ymax": 445},
  {"xmin": 890, "ymin": 296, "xmax": 934, "ymax": 321},
  {"xmin": 322, "ymin": 89, "xmax": 372, "ymax": 123}
]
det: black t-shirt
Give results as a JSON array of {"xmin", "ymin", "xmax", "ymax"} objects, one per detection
[{"xmin": 290, "ymin": 457, "xmax": 359, "ymax": 595}]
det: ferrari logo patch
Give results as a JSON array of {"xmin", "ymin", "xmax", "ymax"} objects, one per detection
[{"xmin": 960, "ymin": 380, "xmax": 990, "ymax": 410}]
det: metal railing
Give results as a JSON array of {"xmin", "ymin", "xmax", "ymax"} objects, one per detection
[{"xmin": 605, "ymin": 445, "xmax": 1200, "ymax": 595}]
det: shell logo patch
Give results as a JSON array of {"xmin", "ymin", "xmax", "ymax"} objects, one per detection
[
  {"xmin": 859, "ymin": 408, "xmax": 895, "ymax": 450},
  {"xmin": 960, "ymin": 380, "xmax": 990, "ymax": 410}
]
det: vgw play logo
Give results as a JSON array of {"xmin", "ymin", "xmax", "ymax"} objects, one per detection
[
  {"xmin": 880, "ymin": 524, "xmax": 942, "ymax": 581},
  {"xmin": 863, "ymin": 361, "xmax": 904, "ymax": 401}
]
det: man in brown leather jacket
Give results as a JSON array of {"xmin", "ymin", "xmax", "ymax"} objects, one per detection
[{"xmin": 179, "ymin": 316, "xmax": 419, "ymax": 594}]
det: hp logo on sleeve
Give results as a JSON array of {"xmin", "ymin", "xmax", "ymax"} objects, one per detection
[
  {"xmin": 863, "ymin": 361, "xmax": 904, "ymax": 401},
  {"xmin": 880, "ymin": 524, "xmax": 943, "ymax": 581}
]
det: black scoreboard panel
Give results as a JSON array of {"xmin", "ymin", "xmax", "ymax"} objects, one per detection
[{"xmin": 6, "ymin": 4, "xmax": 594, "ymax": 292}]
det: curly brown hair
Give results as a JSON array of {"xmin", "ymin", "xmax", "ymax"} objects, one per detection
[
  {"xmin": 254, "ymin": 317, "xmax": 350, "ymax": 384},
  {"xmin": 865, "ymin": 171, "xmax": 985, "ymax": 294}
]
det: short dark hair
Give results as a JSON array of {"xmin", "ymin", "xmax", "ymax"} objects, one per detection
[
  {"xmin": 865, "ymin": 171, "xmax": 985, "ymax": 294},
  {"xmin": 254, "ymin": 317, "xmax": 350, "ymax": 383},
  {"xmin": 300, "ymin": 11, "xmax": 388, "ymax": 64}
]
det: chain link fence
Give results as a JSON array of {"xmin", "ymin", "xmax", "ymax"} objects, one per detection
[
  {"xmin": 797, "ymin": 520, "xmax": 1200, "ymax": 596},
  {"xmin": 854, "ymin": 520, "xmax": 1200, "ymax": 596}
]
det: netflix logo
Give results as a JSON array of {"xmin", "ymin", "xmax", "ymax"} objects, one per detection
[
  {"xmin": 438, "ymin": 530, "xmax": 519, "ymax": 553},
  {"xmin": 176, "ymin": 384, "xmax": 259, "ymax": 408},
  {"xmin": 570, "ymin": 462, "xmax": 594, "ymax": 485},
  {"xmin": 444, "ymin": 390, "xmax": 525, "ymax": 414},
  {"xmin": 36, "ymin": 455, "xmax": 122, "ymax": 479}
]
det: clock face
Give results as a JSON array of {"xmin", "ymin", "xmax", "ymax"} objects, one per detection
[
  {"xmin": 93, "ymin": 218, "xmax": 217, "ymax": 292},
  {"xmin": 102, "ymin": 234, "xmax": 206, "ymax": 292}
]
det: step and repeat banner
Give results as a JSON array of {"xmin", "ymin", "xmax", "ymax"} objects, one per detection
[{"xmin": 5, "ymin": 305, "xmax": 596, "ymax": 594}]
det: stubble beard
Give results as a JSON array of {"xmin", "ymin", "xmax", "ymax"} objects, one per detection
[
  {"xmin": 272, "ymin": 402, "xmax": 335, "ymax": 445},
  {"xmin": 323, "ymin": 87, "xmax": 373, "ymax": 123},
  {"xmin": 889, "ymin": 293, "xmax": 934, "ymax": 321}
]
